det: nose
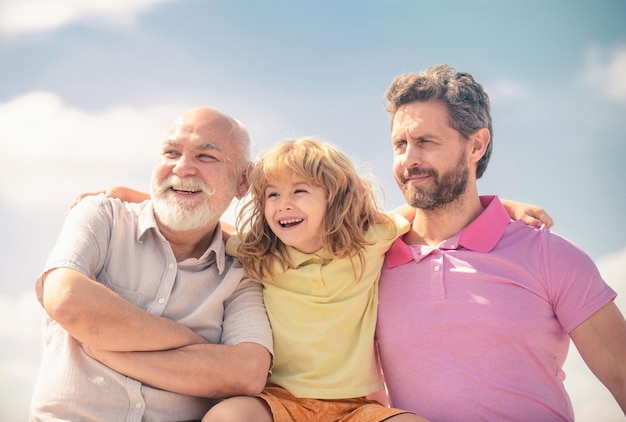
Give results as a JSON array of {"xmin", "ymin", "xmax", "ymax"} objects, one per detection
[
  {"xmin": 401, "ymin": 142, "xmax": 422, "ymax": 168},
  {"xmin": 278, "ymin": 196, "xmax": 293, "ymax": 212},
  {"xmin": 173, "ymin": 154, "xmax": 197, "ymax": 177}
]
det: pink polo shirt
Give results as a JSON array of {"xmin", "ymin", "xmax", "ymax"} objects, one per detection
[{"xmin": 376, "ymin": 196, "xmax": 616, "ymax": 422}]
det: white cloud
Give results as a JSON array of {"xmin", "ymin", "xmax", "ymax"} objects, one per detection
[
  {"xmin": 583, "ymin": 44, "xmax": 626, "ymax": 102},
  {"xmin": 0, "ymin": 0, "xmax": 179, "ymax": 38},
  {"xmin": 483, "ymin": 78, "xmax": 529, "ymax": 106},
  {"xmin": 0, "ymin": 91, "xmax": 186, "ymax": 210}
]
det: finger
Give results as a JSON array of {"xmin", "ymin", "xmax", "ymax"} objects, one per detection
[
  {"xmin": 524, "ymin": 216, "xmax": 544, "ymax": 229},
  {"xmin": 533, "ymin": 211, "xmax": 554, "ymax": 229},
  {"xmin": 525, "ymin": 214, "xmax": 553, "ymax": 229}
]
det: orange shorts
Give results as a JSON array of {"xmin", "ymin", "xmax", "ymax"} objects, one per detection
[{"xmin": 257, "ymin": 385, "xmax": 410, "ymax": 422}]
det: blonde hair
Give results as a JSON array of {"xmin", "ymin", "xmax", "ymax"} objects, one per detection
[{"xmin": 236, "ymin": 138, "xmax": 392, "ymax": 281}]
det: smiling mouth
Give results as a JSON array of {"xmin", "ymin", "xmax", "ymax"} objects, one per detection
[
  {"xmin": 404, "ymin": 173, "xmax": 430, "ymax": 184},
  {"xmin": 171, "ymin": 187, "xmax": 201, "ymax": 194},
  {"xmin": 279, "ymin": 218, "xmax": 303, "ymax": 228}
]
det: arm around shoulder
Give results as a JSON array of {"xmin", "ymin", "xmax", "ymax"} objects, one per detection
[{"xmin": 500, "ymin": 198, "xmax": 554, "ymax": 229}]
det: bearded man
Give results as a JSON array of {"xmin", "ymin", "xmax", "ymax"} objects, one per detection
[
  {"xmin": 375, "ymin": 65, "xmax": 626, "ymax": 421},
  {"xmin": 31, "ymin": 107, "xmax": 273, "ymax": 421}
]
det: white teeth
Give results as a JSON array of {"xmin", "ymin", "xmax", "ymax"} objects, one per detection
[
  {"xmin": 172, "ymin": 187, "xmax": 199, "ymax": 193},
  {"xmin": 279, "ymin": 218, "xmax": 303, "ymax": 225}
]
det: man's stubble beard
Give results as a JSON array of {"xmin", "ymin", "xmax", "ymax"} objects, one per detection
[{"xmin": 397, "ymin": 151, "xmax": 469, "ymax": 211}]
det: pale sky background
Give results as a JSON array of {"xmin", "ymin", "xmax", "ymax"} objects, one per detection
[{"xmin": 1, "ymin": 0, "xmax": 625, "ymax": 420}]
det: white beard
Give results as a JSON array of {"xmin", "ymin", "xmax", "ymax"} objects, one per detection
[{"xmin": 151, "ymin": 175, "xmax": 219, "ymax": 232}]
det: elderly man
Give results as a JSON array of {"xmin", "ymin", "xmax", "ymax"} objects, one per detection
[
  {"xmin": 375, "ymin": 65, "xmax": 626, "ymax": 420},
  {"xmin": 30, "ymin": 107, "xmax": 273, "ymax": 421}
]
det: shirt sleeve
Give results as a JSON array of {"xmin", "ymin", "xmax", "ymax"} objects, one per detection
[
  {"xmin": 387, "ymin": 211, "xmax": 410, "ymax": 238},
  {"xmin": 541, "ymin": 230, "xmax": 616, "ymax": 333},
  {"xmin": 221, "ymin": 267, "xmax": 274, "ymax": 357},
  {"xmin": 36, "ymin": 194, "xmax": 113, "ymax": 301},
  {"xmin": 224, "ymin": 234, "xmax": 241, "ymax": 257}
]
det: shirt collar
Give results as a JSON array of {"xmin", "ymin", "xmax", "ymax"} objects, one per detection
[
  {"xmin": 138, "ymin": 201, "xmax": 227, "ymax": 274},
  {"xmin": 286, "ymin": 246, "xmax": 334, "ymax": 268},
  {"xmin": 386, "ymin": 195, "xmax": 510, "ymax": 268}
]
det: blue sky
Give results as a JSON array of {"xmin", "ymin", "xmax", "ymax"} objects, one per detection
[{"xmin": 1, "ymin": 0, "xmax": 625, "ymax": 420}]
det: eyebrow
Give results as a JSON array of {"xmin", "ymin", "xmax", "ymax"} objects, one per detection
[{"xmin": 164, "ymin": 140, "xmax": 223, "ymax": 152}]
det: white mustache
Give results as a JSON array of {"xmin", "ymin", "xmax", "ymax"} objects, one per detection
[{"xmin": 160, "ymin": 175, "xmax": 215, "ymax": 196}]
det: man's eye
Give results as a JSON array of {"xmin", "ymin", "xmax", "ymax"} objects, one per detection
[
  {"xmin": 198, "ymin": 154, "xmax": 218, "ymax": 162},
  {"xmin": 294, "ymin": 189, "xmax": 308, "ymax": 194},
  {"xmin": 163, "ymin": 150, "xmax": 180, "ymax": 158},
  {"xmin": 393, "ymin": 141, "xmax": 406, "ymax": 151}
]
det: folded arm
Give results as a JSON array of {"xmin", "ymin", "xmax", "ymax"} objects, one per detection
[
  {"xmin": 84, "ymin": 342, "xmax": 271, "ymax": 397},
  {"xmin": 570, "ymin": 301, "xmax": 626, "ymax": 414},
  {"xmin": 38, "ymin": 267, "xmax": 206, "ymax": 351}
]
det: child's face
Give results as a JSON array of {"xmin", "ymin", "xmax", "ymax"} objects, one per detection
[{"xmin": 263, "ymin": 175, "xmax": 327, "ymax": 254}]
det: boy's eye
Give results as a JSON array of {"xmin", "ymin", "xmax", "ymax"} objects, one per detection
[
  {"xmin": 266, "ymin": 192, "xmax": 279, "ymax": 199},
  {"xmin": 294, "ymin": 189, "xmax": 307, "ymax": 194}
]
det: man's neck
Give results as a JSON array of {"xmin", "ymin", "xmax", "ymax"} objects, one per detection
[
  {"xmin": 159, "ymin": 224, "xmax": 218, "ymax": 261},
  {"xmin": 404, "ymin": 193, "xmax": 484, "ymax": 246}
]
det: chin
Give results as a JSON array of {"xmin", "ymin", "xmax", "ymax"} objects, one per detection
[{"xmin": 155, "ymin": 200, "xmax": 217, "ymax": 232}]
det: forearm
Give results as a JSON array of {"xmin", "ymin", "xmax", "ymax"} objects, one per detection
[
  {"xmin": 42, "ymin": 267, "xmax": 205, "ymax": 351},
  {"xmin": 391, "ymin": 204, "xmax": 416, "ymax": 222},
  {"xmin": 571, "ymin": 301, "xmax": 626, "ymax": 414},
  {"xmin": 613, "ymin": 388, "xmax": 626, "ymax": 415},
  {"xmin": 87, "ymin": 342, "xmax": 271, "ymax": 397}
]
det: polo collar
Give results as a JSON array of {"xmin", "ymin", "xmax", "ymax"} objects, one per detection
[
  {"xmin": 287, "ymin": 246, "xmax": 334, "ymax": 268},
  {"xmin": 386, "ymin": 196, "xmax": 510, "ymax": 268}
]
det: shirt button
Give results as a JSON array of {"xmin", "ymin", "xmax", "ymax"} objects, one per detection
[
  {"xmin": 158, "ymin": 298, "xmax": 165, "ymax": 304},
  {"xmin": 168, "ymin": 263, "xmax": 174, "ymax": 269},
  {"xmin": 434, "ymin": 265, "xmax": 441, "ymax": 271},
  {"xmin": 135, "ymin": 402, "xmax": 142, "ymax": 409}
]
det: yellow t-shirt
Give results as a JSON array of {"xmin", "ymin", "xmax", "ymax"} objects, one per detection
[{"xmin": 227, "ymin": 212, "xmax": 409, "ymax": 399}]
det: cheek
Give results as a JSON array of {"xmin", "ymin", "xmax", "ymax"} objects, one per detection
[
  {"xmin": 152, "ymin": 165, "xmax": 169, "ymax": 185},
  {"xmin": 263, "ymin": 203, "xmax": 274, "ymax": 222},
  {"xmin": 392, "ymin": 158, "xmax": 404, "ymax": 175}
]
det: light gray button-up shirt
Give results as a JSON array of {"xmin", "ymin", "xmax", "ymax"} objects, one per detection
[{"xmin": 30, "ymin": 195, "xmax": 273, "ymax": 421}]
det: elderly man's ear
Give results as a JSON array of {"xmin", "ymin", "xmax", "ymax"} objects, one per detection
[{"xmin": 236, "ymin": 162, "xmax": 254, "ymax": 200}]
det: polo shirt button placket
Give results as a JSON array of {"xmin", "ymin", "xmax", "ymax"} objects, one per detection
[{"xmin": 431, "ymin": 249, "xmax": 446, "ymax": 300}]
